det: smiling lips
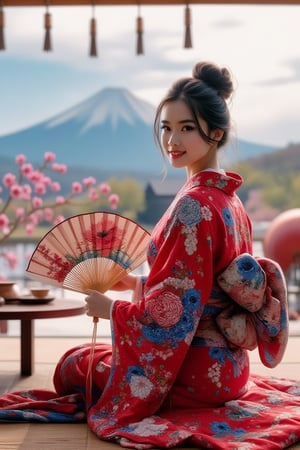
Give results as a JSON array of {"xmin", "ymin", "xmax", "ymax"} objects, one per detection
[{"xmin": 168, "ymin": 150, "xmax": 186, "ymax": 159}]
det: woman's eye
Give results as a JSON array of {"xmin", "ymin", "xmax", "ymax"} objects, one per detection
[
  {"xmin": 182, "ymin": 125, "xmax": 195, "ymax": 132},
  {"xmin": 160, "ymin": 125, "xmax": 170, "ymax": 131}
]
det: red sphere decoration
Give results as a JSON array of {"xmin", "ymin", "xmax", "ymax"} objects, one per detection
[{"xmin": 263, "ymin": 209, "xmax": 300, "ymax": 273}]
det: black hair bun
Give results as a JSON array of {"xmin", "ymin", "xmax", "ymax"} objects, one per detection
[{"xmin": 192, "ymin": 61, "xmax": 234, "ymax": 100}]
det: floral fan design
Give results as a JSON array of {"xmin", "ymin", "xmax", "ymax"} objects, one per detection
[{"xmin": 26, "ymin": 212, "xmax": 150, "ymax": 294}]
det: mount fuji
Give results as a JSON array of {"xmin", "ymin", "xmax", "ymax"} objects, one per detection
[
  {"xmin": 0, "ymin": 87, "xmax": 276, "ymax": 178},
  {"xmin": 0, "ymin": 87, "xmax": 162, "ymax": 175}
]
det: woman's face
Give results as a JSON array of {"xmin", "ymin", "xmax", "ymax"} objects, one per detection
[{"xmin": 160, "ymin": 99, "xmax": 219, "ymax": 177}]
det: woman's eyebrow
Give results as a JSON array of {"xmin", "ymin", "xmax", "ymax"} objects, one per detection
[{"xmin": 161, "ymin": 119, "xmax": 195, "ymax": 124}]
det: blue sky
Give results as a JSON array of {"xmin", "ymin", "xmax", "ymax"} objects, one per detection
[{"xmin": 0, "ymin": 4, "xmax": 300, "ymax": 147}]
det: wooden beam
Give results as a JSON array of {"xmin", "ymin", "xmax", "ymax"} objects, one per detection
[{"xmin": 2, "ymin": 0, "xmax": 300, "ymax": 7}]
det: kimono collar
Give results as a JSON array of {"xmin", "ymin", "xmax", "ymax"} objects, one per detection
[{"xmin": 182, "ymin": 170, "xmax": 243, "ymax": 196}]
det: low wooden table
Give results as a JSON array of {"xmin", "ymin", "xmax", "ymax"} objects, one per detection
[{"xmin": 0, "ymin": 298, "xmax": 86, "ymax": 376}]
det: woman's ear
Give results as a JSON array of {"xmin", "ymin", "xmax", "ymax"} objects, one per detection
[{"xmin": 211, "ymin": 128, "xmax": 224, "ymax": 142}]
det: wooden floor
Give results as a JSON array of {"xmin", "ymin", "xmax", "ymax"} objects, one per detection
[{"xmin": 1, "ymin": 335, "xmax": 300, "ymax": 449}]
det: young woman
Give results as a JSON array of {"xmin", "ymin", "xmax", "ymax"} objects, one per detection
[{"xmin": 1, "ymin": 62, "xmax": 300, "ymax": 449}]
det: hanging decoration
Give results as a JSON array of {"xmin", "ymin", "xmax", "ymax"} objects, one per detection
[
  {"xmin": 136, "ymin": 3, "xmax": 144, "ymax": 55},
  {"xmin": 184, "ymin": 2, "xmax": 192, "ymax": 49},
  {"xmin": 0, "ymin": 1, "xmax": 5, "ymax": 51},
  {"xmin": 89, "ymin": 2, "xmax": 97, "ymax": 57},
  {"xmin": 43, "ymin": 1, "xmax": 52, "ymax": 52},
  {"xmin": 0, "ymin": 2, "xmax": 197, "ymax": 56}
]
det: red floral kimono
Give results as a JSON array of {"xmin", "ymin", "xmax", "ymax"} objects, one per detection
[{"xmin": 1, "ymin": 171, "xmax": 300, "ymax": 449}]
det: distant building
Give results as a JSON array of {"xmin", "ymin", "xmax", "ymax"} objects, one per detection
[{"xmin": 138, "ymin": 178, "xmax": 183, "ymax": 225}]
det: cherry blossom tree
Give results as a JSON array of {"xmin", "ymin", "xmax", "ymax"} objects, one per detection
[{"xmin": 0, "ymin": 152, "xmax": 119, "ymax": 277}]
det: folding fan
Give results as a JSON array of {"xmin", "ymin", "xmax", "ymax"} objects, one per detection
[
  {"xmin": 26, "ymin": 212, "xmax": 150, "ymax": 409},
  {"xmin": 26, "ymin": 211, "xmax": 151, "ymax": 294}
]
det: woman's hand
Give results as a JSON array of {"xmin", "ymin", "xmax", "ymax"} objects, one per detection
[
  {"xmin": 85, "ymin": 289, "xmax": 113, "ymax": 320},
  {"xmin": 109, "ymin": 274, "xmax": 137, "ymax": 292}
]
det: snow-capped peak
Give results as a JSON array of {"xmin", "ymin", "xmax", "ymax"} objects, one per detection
[{"xmin": 46, "ymin": 87, "xmax": 156, "ymax": 133}]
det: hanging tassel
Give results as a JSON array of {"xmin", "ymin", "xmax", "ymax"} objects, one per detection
[
  {"xmin": 0, "ymin": 7, "xmax": 5, "ymax": 51},
  {"xmin": 43, "ymin": 10, "xmax": 52, "ymax": 52},
  {"xmin": 90, "ymin": 17, "xmax": 97, "ymax": 57},
  {"xmin": 86, "ymin": 316, "xmax": 98, "ymax": 410},
  {"xmin": 184, "ymin": 4, "xmax": 192, "ymax": 49},
  {"xmin": 136, "ymin": 15, "xmax": 143, "ymax": 55}
]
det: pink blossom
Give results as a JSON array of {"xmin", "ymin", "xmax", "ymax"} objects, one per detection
[
  {"xmin": 54, "ymin": 215, "xmax": 65, "ymax": 225},
  {"xmin": 22, "ymin": 184, "xmax": 32, "ymax": 201},
  {"xmin": 0, "ymin": 153, "xmax": 116, "ymax": 265},
  {"xmin": 15, "ymin": 208, "xmax": 25, "ymax": 218},
  {"xmin": 35, "ymin": 182, "xmax": 47, "ymax": 195},
  {"xmin": 38, "ymin": 210, "xmax": 44, "ymax": 220},
  {"xmin": 44, "ymin": 208, "xmax": 54, "ymax": 222},
  {"xmin": 1, "ymin": 227, "xmax": 9, "ymax": 236},
  {"xmin": 28, "ymin": 170, "xmax": 43, "ymax": 182},
  {"xmin": 51, "ymin": 181, "xmax": 61, "ymax": 192},
  {"xmin": 29, "ymin": 210, "xmax": 43, "ymax": 225},
  {"xmin": 41, "ymin": 175, "xmax": 52, "ymax": 186},
  {"xmin": 10, "ymin": 184, "xmax": 23, "ymax": 199},
  {"xmin": 88, "ymin": 188, "xmax": 98, "ymax": 201},
  {"xmin": 28, "ymin": 213, "xmax": 40, "ymax": 225},
  {"xmin": 51, "ymin": 163, "xmax": 60, "ymax": 172},
  {"xmin": 58, "ymin": 164, "xmax": 67, "ymax": 174},
  {"xmin": 2, "ymin": 251, "xmax": 18, "ymax": 270},
  {"xmin": 0, "ymin": 214, "xmax": 9, "ymax": 229},
  {"xmin": 109, "ymin": 202, "xmax": 118, "ymax": 210},
  {"xmin": 109, "ymin": 194, "xmax": 120, "ymax": 209},
  {"xmin": 83, "ymin": 176, "xmax": 96, "ymax": 188},
  {"xmin": 44, "ymin": 152, "xmax": 56, "ymax": 162},
  {"xmin": 56, "ymin": 195, "xmax": 65, "ymax": 205},
  {"xmin": 15, "ymin": 154, "xmax": 26, "ymax": 165},
  {"xmin": 32, "ymin": 197, "xmax": 43, "ymax": 208},
  {"xmin": 23, "ymin": 184, "xmax": 32, "ymax": 194},
  {"xmin": 20, "ymin": 163, "xmax": 33, "ymax": 176},
  {"xmin": 3, "ymin": 173, "xmax": 16, "ymax": 188},
  {"xmin": 72, "ymin": 181, "xmax": 82, "ymax": 194},
  {"xmin": 25, "ymin": 223, "xmax": 34, "ymax": 235},
  {"xmin": 99, "ymin": 183, "xmax": 111, "ymax": 194},
  {"xmin": 23, "ymin": 193, "xmax": 31, "ymax": 202},
  {"xmin": 52, "ymin": 163, "xmax": 67, "ymax": 174}
]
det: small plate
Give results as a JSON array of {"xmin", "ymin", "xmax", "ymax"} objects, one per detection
[{"xmin": 17, "ymin": 296, "xmax": 55, "ymax": 305}]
